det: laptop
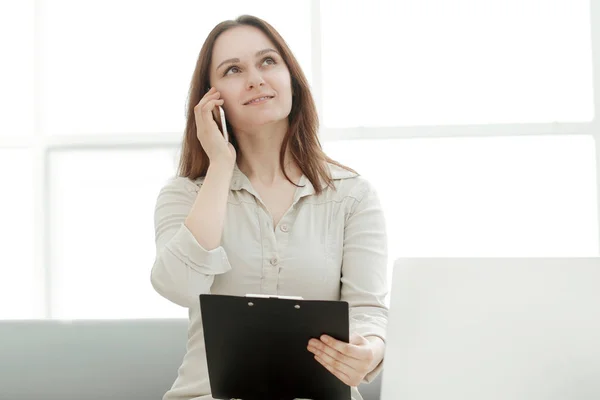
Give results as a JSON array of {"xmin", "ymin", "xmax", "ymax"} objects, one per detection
[{"xmin": 380, "ymin": 257, "xmax": 600, "ymax": 400}]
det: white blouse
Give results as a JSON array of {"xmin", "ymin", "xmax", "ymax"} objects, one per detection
[{"xmin": 151, "ymin": 162, "xmax": 389, "ymax": 400}]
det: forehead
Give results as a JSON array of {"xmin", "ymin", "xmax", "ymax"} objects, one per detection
[{"xmin": 212, "ymin": 26, "xmax": 277, "ymax": 66}]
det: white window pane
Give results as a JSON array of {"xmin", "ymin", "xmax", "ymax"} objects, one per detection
[
  {"xmin": 0, "ymin": 1, "xmax": 34, "ymax": 137},
  {"xmin": 38, "ymin": 1, "xmax": 311, "ymax": 135},
  {"xmin": 322, "ymin": 0, "xmax": 593, "ymax": 127},
  {"xmin": 323, "ymin": 135, "xmax": 599, "ymax": 266},
  {"xmin": 49, "ymin": 148, "xmax": 186, "ymax": 319},
  {"xmin": 0, "ymin": 150, "xmax": 37, "ymax": 319}
]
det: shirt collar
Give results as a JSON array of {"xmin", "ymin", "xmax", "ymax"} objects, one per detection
[
  {"xmin": 294, "ymin": 163, "xmax": 358, "ymax": 200},
  {"xmin": 199, "ymin": 162, "xmax": 357, "ymax": 198},
  {"xmin": 328, "ymin": 162, "xmax": 358, "ymax": 180}
]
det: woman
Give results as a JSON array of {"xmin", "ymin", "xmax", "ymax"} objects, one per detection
[{"xmin": 151, "ymin": 14, "xmax": 389, "ymax": 400}]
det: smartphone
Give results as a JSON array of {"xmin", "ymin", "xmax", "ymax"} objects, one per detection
[{"xmin": 212, "ymin": 104, "xmax": 229, "ymax": 142}]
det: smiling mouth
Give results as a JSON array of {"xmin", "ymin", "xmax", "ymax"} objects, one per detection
[{"xmin": 244, "ymin": 96, "xmax": 274, "ymax": 105}]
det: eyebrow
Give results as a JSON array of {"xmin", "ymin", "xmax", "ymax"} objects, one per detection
[{"xmin": 216, "ymin": 48, "xmax": 280, "ymax": 72}]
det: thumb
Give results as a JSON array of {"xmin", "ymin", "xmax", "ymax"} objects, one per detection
[{"xmin": 350, "ymin": 332, "xmax": 369, "ymax": 346}]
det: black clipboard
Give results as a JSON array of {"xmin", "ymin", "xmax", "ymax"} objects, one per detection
[{"xmin": 200, "ymin": 294, "xmax": 351, "ymax": 400}]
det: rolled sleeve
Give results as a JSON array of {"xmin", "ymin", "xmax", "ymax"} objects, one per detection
[
  {"xmin": 165, "ymin": 223, "xmax": 232, "ymax": 275},
  {"xmin": 150, "ymin": 177, "xmax": 232, "ymax": 308},
  {"xmin": 341, "ymin": 179, "xmax": 389, "ymax": 383}
]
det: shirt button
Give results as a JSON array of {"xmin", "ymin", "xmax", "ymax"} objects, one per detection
[
  {"xmin": 270, "ymin": 257, "xmax": 278, "ymax": 266},
  {"xmin": 280, "ymin": 224, "xmax": 289, "ymax": 232}
]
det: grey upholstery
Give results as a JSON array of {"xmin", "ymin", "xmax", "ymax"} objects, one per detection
[
  {"xmin": 0, "ymin": 319, "xmax": 382, "ymax": 400},
  {"xmin": 0, "ymin": 319, "xmax": 188, "ymax": 400}
]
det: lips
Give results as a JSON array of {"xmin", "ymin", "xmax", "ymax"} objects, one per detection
[{"xmin": 244, "ymin": 95, "xmax": 274, "ymax": 105}]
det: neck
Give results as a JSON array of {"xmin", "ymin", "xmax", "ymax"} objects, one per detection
[{"xmin": 234, "ymin": 121, "xmax": 300, "ymax": 186}]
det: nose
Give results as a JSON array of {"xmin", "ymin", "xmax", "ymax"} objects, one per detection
[{"xmin": 246, "ymin": 68, "xmax": 265, "ymax": 90}]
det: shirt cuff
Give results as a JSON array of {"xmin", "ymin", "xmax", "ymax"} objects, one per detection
[
  {"xmin": 363, "ymin": 350, "xmax": 384, "ymax": 384},
  {"xmin": 352, "ymin": 324, "xmax": 387, "ymax": 384}
]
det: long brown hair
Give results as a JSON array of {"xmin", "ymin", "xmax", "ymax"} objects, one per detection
[{"xmin": 177, "ymin": 14, "xmax": 356, "ymax": 194}]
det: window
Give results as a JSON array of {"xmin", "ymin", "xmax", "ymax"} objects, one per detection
[
  {"xmin": 0, "ymin": 150, "xmax": 38, "ymax": 319},
  {"xmin": 0, "ymin": 0, "xmax": 34, "ymax": 138},
  {"xmin": 1, "ymin": 0, "xmax": 598, "ymax": 319},
  {"xmin": 37, "ymin": 0, "xmax": 312, "ymax": 135},
  {"xmin": 324, "ymin": 135, "xmax": 599, "ymax": 272},
  {"xmin": 47, "ymin": 148, "xmax": 187, "ymax": 318},
  {"xmin": 321, "ymin": 0, "xmax": 593, "ymax": 127}
]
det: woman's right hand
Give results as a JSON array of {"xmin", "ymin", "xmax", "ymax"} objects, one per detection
[{"xmin": 194, "ymin": 87, "xmax": 236, "ymax": 167}]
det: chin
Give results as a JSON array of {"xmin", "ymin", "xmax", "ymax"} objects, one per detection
[{"xmin": 247, "ymin": 112, "xmax": 288, "ymax": 125}]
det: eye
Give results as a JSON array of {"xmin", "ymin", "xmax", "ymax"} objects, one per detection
[
  {"xmin": 224, "ymin": 66, "xmax": 241, "ymax": 76},
  {"xmin": 223, "ymin": 57, "xmax": 277, "ymax": 76}
]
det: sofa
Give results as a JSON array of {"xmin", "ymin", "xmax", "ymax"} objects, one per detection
[{"xmin": 0, "ymin": 319, "xmax": 382, "ymax": 400}]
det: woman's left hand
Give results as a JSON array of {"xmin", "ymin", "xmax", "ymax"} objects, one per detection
[{"xmin": 307, "ymin": 333, "xmax": 380, "ymax": 387}]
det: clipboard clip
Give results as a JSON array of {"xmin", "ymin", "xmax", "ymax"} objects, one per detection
[{"xmin": 245, "ymin": 293, "xmax": 304, "ymax": 300}]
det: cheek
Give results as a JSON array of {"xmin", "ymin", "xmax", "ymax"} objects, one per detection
[
  {"xmin": 276, "ymin": 71, "xmax": 293, "ymax": 93},
  {"xmin": 218, "ymin": 89, "xmax": 233, "ymax": 103},
  {"xmin": 219, "ymin": 92, "xmax": 237, "ymax": 113},
  {"xmin": 213, "ymin": 82, "xmax": 235, "ymax": 100}
]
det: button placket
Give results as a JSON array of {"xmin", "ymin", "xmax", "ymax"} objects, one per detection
[{"xmin": 258, "ymin": 201, "xmax": 278, "ymax": 294}]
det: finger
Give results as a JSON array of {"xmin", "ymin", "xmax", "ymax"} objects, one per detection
[
  {"xmin": 201, "ymin": 99, "xmax": 225, "ymax": 118},
  {"xmin": 197, "ymin": 99, "xmax": 224, "ymax": 135},
  {"xmin": 195, "ymin": 90, "xmax": 221, "ymax": 111},
  {"xmin": 319, "ymin": 335, "xmax": 364, "ymax": 360},
  {"xmin": 314, "ymin": 355, "xmax": 354, "ymax": 387},
  {"xmin": 204, "ymin": 87, "xmax": 219, "ymax": 97},
  {"xmin": 200, "ymin": 92, "xmax": 221, "ymax": 109},
  {"xmin": 312, "ymin": 346, "xmax": 357, "ymax": 377},
  {"xmin": 350, "ymin": 332, "xmax": 369, "ymax": 346},
  {"xmin": 205, "ymin": 89, "xmax": 221, "ymax": 99},
  {"xmin": 308, "ymin": 340, "xmax": 362, "ymax": 370}
]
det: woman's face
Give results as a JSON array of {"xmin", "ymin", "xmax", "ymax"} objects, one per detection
[{"xmin": 209, "ymin": 26, "xmax": 293, "ymax": 132}]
